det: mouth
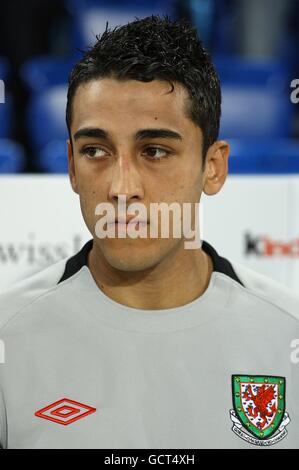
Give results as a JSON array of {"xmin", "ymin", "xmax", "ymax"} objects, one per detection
[{"xmin": 108, "ymin": 219, "xmax": 148, "ymax": 226}]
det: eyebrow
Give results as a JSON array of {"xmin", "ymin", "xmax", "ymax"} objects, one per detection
[{"xmin": 73, "ymin": 127, "xmax": 183, "ymax": 142}]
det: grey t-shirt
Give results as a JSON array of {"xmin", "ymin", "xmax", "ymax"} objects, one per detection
[{"xmin": 0, "ymin": 239, "xmax": 298, "ymax": 449}]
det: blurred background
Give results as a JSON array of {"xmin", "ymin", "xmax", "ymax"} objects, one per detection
[{"xmin": 0, "ymin": 0, "xmax": 299, "ymax": 291}]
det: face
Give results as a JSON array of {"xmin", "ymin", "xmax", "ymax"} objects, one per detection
[{"xmin": 68, "ymin": 78, "xmax": 229, "ymax": 272}]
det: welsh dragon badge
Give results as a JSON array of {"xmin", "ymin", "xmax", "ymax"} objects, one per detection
[{"xmin": 230, "ymin": 375, "xmax": 290, "ymax": 446}]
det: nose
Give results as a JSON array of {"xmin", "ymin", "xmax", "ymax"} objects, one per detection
[{"xmin": 108, "ymin": 155, "xmax": 144, "ymax": 204}]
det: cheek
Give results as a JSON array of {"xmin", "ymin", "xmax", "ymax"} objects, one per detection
[
  {"xmin": 170, "ymin": 170, "xmax": 202, "ymax": 203},
  {"xmin": 82, "ymin": 189, "xmax": 101, "ymax": 212},
  {"xmin": 74, "ymin": 157, "xmax": 110, "ymax": 198},
  {"xmin": 78, "ymin": 182, "xmax": 101, "ymax": 222},
  {"xmin": 184, "ymin": 161, "xmax": 203, "ymax": 197},
  {"xmin": 75, "ymin": 165, "xmax": 103, "ymax": 200},
  {"xmin": 171, "ymin": 153, "xmax": 202, "ymax": 184},
  {"xmin": 78, "ymin": 189, "xmax": 101, "ymax": 237}
]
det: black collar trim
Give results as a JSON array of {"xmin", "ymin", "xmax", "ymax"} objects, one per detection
[
  {"xmin": 58, "ymin": 239, "xmax": 244, "ymax": 287},
  {"xmin": 201, "ymin": 240, "xmax": 244, "ymax": 286},
  {"xmin": 58, "ymin": 239, "xmax": 93, "ymax": 284}
]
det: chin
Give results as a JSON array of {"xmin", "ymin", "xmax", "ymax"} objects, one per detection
[
  {"xmin": 104, "ymin": 251, "xmax": 159, "ymax": 272},
  {"xmin": 100, "ymin": 238, "xmax": 174, "ymax": 272}
]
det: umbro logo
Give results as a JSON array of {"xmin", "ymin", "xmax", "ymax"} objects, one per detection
[{"xmin": 35, "ymin": 398, "xmax": 96, "ymax": 426}]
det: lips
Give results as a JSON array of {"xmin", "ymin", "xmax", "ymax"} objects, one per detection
[{"xmin": 109, "ymin": 217, "xmax": 148, "ymax": 225}]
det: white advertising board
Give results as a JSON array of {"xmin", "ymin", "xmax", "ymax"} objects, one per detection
[
  {"xmin": 0, "ymin": 175, "xmax": 298, "ymax": 293},
  {"xmin": 0, "ymin": 176, "xmax": 90, "ymax": 291},
  {"xmin": 202, "ymin": 175, "xmax": 299, "ymax": 291}
]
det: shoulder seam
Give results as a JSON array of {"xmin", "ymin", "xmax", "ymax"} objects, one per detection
[
  {"xmin": 215, "ymin": 272, "xmax": 299, "ymax": 323},
  {"xmin": 0, "ymin": 266, "xmax": 86, "ymax": 335}
]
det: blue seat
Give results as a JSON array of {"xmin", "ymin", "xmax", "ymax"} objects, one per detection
[
  {"xmin": 0, "ymin": 56, "xmax": 9, "ymax": 81},
  {"xmin": 0, "ymin": 57, "xmax": 13, "ymax": 138},
  {"xmin": 0, "ymin": 139, "xmax": 26, "ymax": 173},
  {"xmin": 38, "ymin": 140, "xmax": 68, "ymax": 173},
  {"xmin": 23, "ymin": 58, "xmax": 72, "ymax": 157},
  {"xmin": 21, "ymin": 56, "xmax": 77, "ymax": 93},
  {"xmin": 228, "ymin": 139, "xmax": 299, "ymax": 174},
  {"xmin": 0, "ymin": 95, "xmax": 13, "ymax": 139},
  {"xmin": 220, "ymin": 85, "xmax": 293, "ymax": 139},
  {"xmin": 27, "ymin": 85, "xmax": 68, "ymax": 151},
  {"xmin": 216, "ymin": 58, "xmax": 293, "ymax": 139},
  {"xmin": 214, "ymin": 57, "xmax": 290, "ymax": 86},
  {"xmin": 67, "ymin": 0, "xmax": 174, "ymax": 49},
  {"xmin": 66, "ymin": 0, "xmax": 173, "ymax": 12}
]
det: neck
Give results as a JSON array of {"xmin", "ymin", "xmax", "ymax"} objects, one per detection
[{"xmin": 87, "ymin": 240, "xmax": 214, "ymax": 310}]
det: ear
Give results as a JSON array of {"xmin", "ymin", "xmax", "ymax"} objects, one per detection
[
  {"xmin": 67, "ymin": 139, "xmax": 79, "ymax": 194},
  {"xmin": 203, "ymin": 140, "xmax": 230, "ymax": 196}
]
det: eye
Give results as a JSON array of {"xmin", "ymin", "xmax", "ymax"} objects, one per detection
[
  {"xmin": 80, "ymin": 146, "xmax": 108, "ymax": 159},
  {"xmin": 142, "ymin": 146, "xmax": 172, "ymax": 161}
]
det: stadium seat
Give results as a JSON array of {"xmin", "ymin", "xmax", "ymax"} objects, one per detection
[
  {"xmin": 38, "ymin": 140, "xmax": 68, "ymax": 173},
  {"xmin": 220, "ymin": 85, "xmax": 293, "ymax": 139},
  {"xmin": 67, "ymin": 0, "xmax": 174, "ymax": 50},
  {"xmin": 215, "ymin": 57, "xmax": 293, "ymax": 139},
  {"xmin": 228, "ymin": 139, "xmax": 299, "ymax": 174},
  {"xmin": 187, "ymin": 0, "xmax": 215, "ymax": 49},
  {"xmin": 0, "ymin": 57, "xmax": 13, "ymax": 139},
  {"xmin": 211, "ymin": 0, "xmax": 236, "ymax": 55},
  {"xmin": 0, "ymin": 99, "xmax": 13, "ymax": 139},
  {"xmin": 21, "ymin": 56, "xmax": 77, "ymax": 93},
  {"xmin": 27, "ymin": 85, "xmax": 68, "ymax": 151},
  {"xmin": 23, "ymin": 58, "xmax": 73, "ymax": 160},
  {"xmin": 0, "ymin": 139, "xmax": 26, "ymax": 173},
  {"xmin": 0, "ymin": 96, "xmax": 11, "ymax": 139},
  {"xmin": 66, "ymin": 0, "xmax": 173, "ymax": 13},
  {"xmin": 0, "ymin": 56, "xmax": 9, "ymax": 80},
  {"xmin": 214, "ymin": 56, "xmax": 290, "ymax": 86}
]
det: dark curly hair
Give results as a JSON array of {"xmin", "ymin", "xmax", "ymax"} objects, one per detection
[{"xmin": 66, "ymin": 15, "xmax": 221, "ymax": 162}]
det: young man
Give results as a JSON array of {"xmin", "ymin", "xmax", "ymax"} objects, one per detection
[{"xmin": 0, "ymin": 16, "xmax": 299, "ymax": 449}]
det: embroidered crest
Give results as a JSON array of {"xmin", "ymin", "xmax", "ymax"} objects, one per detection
[{"xmin": 230, "ymin": 375, "xmax": 290, "ymax": 446}]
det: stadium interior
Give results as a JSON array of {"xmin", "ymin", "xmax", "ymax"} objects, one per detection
[{"xmin": 0, "ymin": 0, "xmax": 299, "ymax": 174}]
